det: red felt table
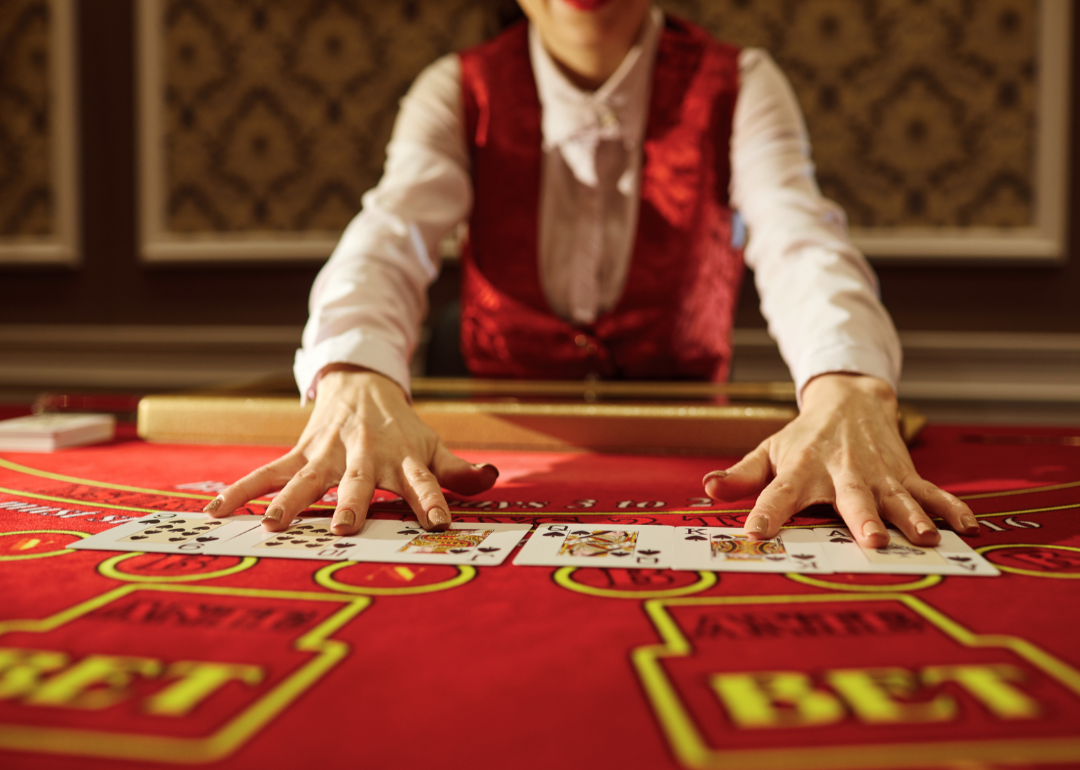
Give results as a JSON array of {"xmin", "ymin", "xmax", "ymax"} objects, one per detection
[{"xmin": 1, "ymin": 424, "xmax": 1079, "ymax": 770}]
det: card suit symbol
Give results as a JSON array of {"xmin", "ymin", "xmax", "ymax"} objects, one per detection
[
  {"xmin": 638, "ymin": 549, "xmax": 660, "ymax": 556},
  {"xmin": 830, "ymin": 537, "xmax": 854, "ymax": 544},
  {"xmin": 947, "ymin": 556, "xmax": 971, "ymax": 563},
  {"xmin": 316, "ymin": 537, "xmax": 334, "ymax": 542},
  {"xmin": 684, "ymin": 535, "xmax": 707, "ymax": 541},
  {"xmin": 306, "ymin": 543, "xmax": 322, "ymax": 548},
  {"xmin": 168, "ymin": 537, "xmax": 186, "ymax": 542},
  {"xmin": 571, "ymin": 530, "xmax": 591, "ymax": 536},
  {"xmin": 611, "ymin": 552, "xmax": 630, "ymax": 557},
  {"xmin": 195, "ymin": 536, "xmax": 219, "ymax": 542},
  {"xmin": 715, "ymin": 534, "xmax": 733, "ymax": 541},
  {"xmin": 766, "ymin": 555, "xmax": 784, "ymax": 561},
  {"xmin": 543, "ymin": 532, "xmax": 564, "ymax": 538},
  {"xmin": 450, "ymin": 548, "xmax": 469, "ymax": 554},
  {"xmin": 266, "ymin": 542, "xmax": 284, "ymax": 546},
  {"xmin": 130, "ymin": 535, "xmax": 147, "ymax": 540},
  {"xmin": 478, "ymin": 547, "xmax": 500, "ymax": 553},
  {"xmin": 193, "ymin": 526, "xmax": 212, "ymax": 531},
  {"xmin": 793, "ymin": 554, "xmax": 813, "ymax": 560},
  {"xmin": 142, "ymin": 520, "xmax": 162, "ymax": 526}
]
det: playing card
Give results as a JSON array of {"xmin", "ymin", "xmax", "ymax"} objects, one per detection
[
  {"xmin": 513, "ymin": 523, "xmax": 672, "ymax": 568},
  {"xmin": 66, "ymin": 512, "xmax": 263, "ymax": 554},
  {"xmin": 344, "ymin": 520, "xmax": 531, "ymax": 566},
  {"xmin": 816, "ymin": 527, "xmax": 1000, "ymax": 576},
  {"xmin": 673, "ymin": 527, "xmax": 832, "ymax": 573},
  {"xmin": 203, "ymin": 518, "xmax": 362, "ymax": 561}
]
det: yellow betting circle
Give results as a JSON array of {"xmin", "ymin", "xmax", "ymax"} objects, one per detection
[
  {"xmin": 976, "ymin": 543, "xmax": 1080, "ymax": 579},
  {"xmin": 97, "ymin": 552, "xmax": 258, "ymax": 583},
  {"xmin": 785, "ymin": 573, "xmax": 942, "ymax": 593},
  {"xmin": 553, "ymin": 566, "xmax": 717, "ymax": 599},
  {"xmin": 0, "ymin": 529, "xmax": 87, "ymax": 561},
  {"xmin": 314, "ymin": 562, "xmax": 477, "ymax": 595}
]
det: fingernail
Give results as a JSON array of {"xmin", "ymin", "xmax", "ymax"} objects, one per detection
[
  {"xmin": 474, "ymin": 463, "xmax": 500, "ymax": 478},
  {"xmin": 203, "ymin": 495, "xmax": 224, "ymax": 514},
  {"xmin": 863, "ymin": 520, "xmax": 888, "ymax": 539},
  {"xmin": 264, "ymin": 506, "xmax": 283, "ymax": 523},
  {"xmin": 703, "ymin": 470, "xmax": 728, "ymax": 485},
  {"xmin": 915, "ymin": 521, "xmax": 936, "ymax": 537},
  {"xmin": 334, "ymin": 509, "xmax": 355, "ymax": 528},
  {"xmin": 745, "ymin": 515, "xmax": 768, "ymax": 536},
  {"xmin": 961, "ymin": 514, "xmax": 979, "ymax": 531},
  {"xmin": 428, "ymin": 508, "xmax": 451, "ymax": 527}
]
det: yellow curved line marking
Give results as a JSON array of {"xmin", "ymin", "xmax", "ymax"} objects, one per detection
[
  {"xmin": 553, "ymin": 567, "xmax": 717, "ymax": 599},
  {"xmin": 314, "ymin": 562, "xmax": 476, "ymax": 595},
  {"xmin": 784, "ymin": 573, "xmax": 942, "ymax": 593},
  {"xmin": 976, "ymin": 544, "xmax": 1080, "ymax": 580},
  {"xmin": 97, "ymin": 553, "xmax": 259, "ymax": 583},
  {"xmin": 0, "ymin": 529, "xmax": 87, "ymax": 561},
  {"xmin": 958, "ymin": 479, "xmax": 1080, "ymax": 500}
]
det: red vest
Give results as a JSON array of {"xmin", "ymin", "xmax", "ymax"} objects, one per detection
[{"xmin": 459, "ymin": 18, "xmax": 743, "ymax": 381}]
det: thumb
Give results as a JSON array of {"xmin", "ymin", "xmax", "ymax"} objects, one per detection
[
  {"xmin": 703, "ymin": 442, "xmax": 773, "ymax": 502},
  {"xmin": 430, "ymin": 444, "xmax": 500, "ymax": 497}
]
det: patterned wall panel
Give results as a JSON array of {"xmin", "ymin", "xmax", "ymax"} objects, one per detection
[
  {"xmin": 140, "ymin": 0, "xmax": 1070, "ymax": 261},
  {"xmin": 0, "ymin": 0, "xmax": 77, "ymax": 264}
]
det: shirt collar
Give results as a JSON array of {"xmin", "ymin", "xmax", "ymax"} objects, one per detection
[{"xmin": 529, "ymin": 6, "xmax": 663, "ymax": 150}]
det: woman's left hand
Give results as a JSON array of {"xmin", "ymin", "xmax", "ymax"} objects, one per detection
[{"xmin": 703, "ymin": 373, "xmax": 979, "ymax": 548}]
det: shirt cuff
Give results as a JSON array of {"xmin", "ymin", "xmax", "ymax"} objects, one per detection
[
  {"xmin": 793, "ymin": 342, "xmax": 901, "ymax": 408},
  {"xmin": 293, "ymin": 329, "xmax": 412, "ymax": 405}
]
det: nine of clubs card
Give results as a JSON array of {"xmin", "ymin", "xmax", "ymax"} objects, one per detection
[
  {"xmin": 66, "ymin": 512, "xmax": 263, "ymax": 554},
  {"xmin": 674, "ymin": 527, "xmax": 832, "ymax": 573},
  {"xmin": 514, "ymin": 524, "xmax": 672, "ymax": 568}
]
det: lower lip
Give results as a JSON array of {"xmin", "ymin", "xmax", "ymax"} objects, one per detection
[{"xmin": 561, "ymin": 0, "xmax": 616, "ymax": 10}]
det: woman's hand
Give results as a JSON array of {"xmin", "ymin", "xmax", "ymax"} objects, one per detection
[
  {"xmin": 703, "ymin": 373, "xmax": 979, "ymax": 548},
  {"xmin": 203, "ymin": 366, "xmax": 499, "ymax": 535}
]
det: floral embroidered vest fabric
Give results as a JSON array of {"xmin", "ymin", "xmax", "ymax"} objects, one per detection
[{"xmin": 459, "ymin": 18, "xmax": 743, "ymax": 381}]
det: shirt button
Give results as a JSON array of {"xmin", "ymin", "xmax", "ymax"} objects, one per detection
[{"xmin": 575, "ymin": 334, "xmax": 589, "ymax": 348}]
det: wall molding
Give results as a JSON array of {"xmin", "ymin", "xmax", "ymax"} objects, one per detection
[
  {"xmin": 0, "ymin": 0, "xmax": 80, "ymax": 267},
  {"xmin": 2, "ymin": 325, "xmax": 1079, "ymax": 414}
]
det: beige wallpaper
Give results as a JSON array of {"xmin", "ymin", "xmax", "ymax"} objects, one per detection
[{"xmin": 0, "ymin": 0, "xmax": 53, "ymax": 237}]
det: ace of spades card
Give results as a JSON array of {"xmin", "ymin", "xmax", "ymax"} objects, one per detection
[
  {"xmin": 65, "ymin": 512, "xmax": 263, "ymax": 554},
  {"xmin": 345, "ymin": 520, "xmax": 531, "ymax": 566},
  {"xmin": 514, "ymin": 524, "xmax": 673, "ymax": 568},
  {"xmin": 816, "ymin": 527, "xmax": 1000, "ymax": 576},
  {"xmin": 673, "ymin": 527, "xmax": 832, "ymax": 573}
]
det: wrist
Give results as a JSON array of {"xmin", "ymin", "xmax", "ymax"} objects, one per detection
[{"xmin": 801, "ymin": 373, "xmax": 897, "ymax": 415}]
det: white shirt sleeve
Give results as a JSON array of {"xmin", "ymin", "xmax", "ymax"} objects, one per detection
[
  {"xmin": 731, "ymin": 48, "xmax": 902, "ymax": 402},
  {"xmin": 293, "ymin": 54, "xmax": 470, "ymax": 401}
]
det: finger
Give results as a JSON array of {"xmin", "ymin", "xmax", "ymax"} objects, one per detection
[
  {"xmin": 908, "ymin": 479, "xmax": 980, "ymax": 536},
  {"xmin": 394, "ymin": 455, "xmax": 452, "ymax": 531},
  {"xmin": 430, "ymin": 444, "xmax": 499, "ymax": 496},
  {"xmin": 743, "ymin": 476, "xmax": 803, "ymax": 540},
  {"xmin": 877, "ymin": 479, "xmax": 940, "ymax": 547},
  {"xmin": 262, "ymin": 461, "xmax": 337, "ymax": 532},
  {"xmin": 704, "ymin": 443, "xmax": 772, "ymax": 502},
  {"xmin": 205, "ymin": 454, "xmax": 306, "ymax": 518},
  {"xmin": 833, "ymin": 475, "xmax": 890, "ymax": 549},
  {"xmin": 332, "ymin": 464, "xmax": 376, "ymax": 536}
]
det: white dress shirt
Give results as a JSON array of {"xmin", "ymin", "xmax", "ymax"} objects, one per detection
[{"xmin": 294, "ymin": 8, "xmax": 901, "ymax": 405}]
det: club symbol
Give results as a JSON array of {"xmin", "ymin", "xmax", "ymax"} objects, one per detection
[
  {"xmin": 195, "ymin": 536, "xmax": 219, "ymax": 542},
  {"xmin": 397, "ymin": 530, "xmax": 416, "ymax": 536},
  {"xmin": 478, "ymin": 547, "xmax": 500, "ymax": 553},
  {"xmin": 130, "ymin": 535, "xmax": 147, "ymax": 540},
  {"xmin": 336, "ymin": 542, "xmax": 355, "ymax": 548},
  {"xmin": 168, "ymin": 537, "xmax": 186, "ymax": 542}
]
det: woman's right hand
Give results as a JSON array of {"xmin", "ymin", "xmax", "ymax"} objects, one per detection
[{"xmin": 202, "ymin": 365, "xmax": 499, "ymax": 535}]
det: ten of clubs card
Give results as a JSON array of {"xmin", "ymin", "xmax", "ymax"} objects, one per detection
[
  {"xmin": 514, "ymin": 523, "xmax": 673, "ymax": 568},
  {"xmin": 204, "ymin": 518, "xmax": 531, "ymax": 566},
  {"xmin": 673, "ymin": 527, "xmax": 832, "ymax": 573},
  {"xmin": 66, "ymin": 512, "xmax": 263, "ymax": 555},
  {"xmin": 816, "ymin": 527, "xmax": 1000, "ymax": 576}
]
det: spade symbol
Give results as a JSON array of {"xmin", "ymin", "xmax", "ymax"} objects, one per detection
[
  {"xmin": 543, "ymin": 532, "xmax": 564, "ymax": 538},
  {"xmin": 195, "ymin": 536, "xmax": 219, "ymax": 542},
  {"xmin": 571, "ymin": 530, "xmax": 591, "ymax": 536},
  {"xmin": 611, "ymin": 552, "xmax": 630, "ymax": 557},
  {"xmin": 638, "ymin": 549, "xmax": 660, "ymax": 556},
  {"xmin": 793, "ymin": 554, "xmax": 813, "ymax": 560},
  {"xmin": 830, "ymin": 536, "xmax": 854, "ymax": 544},
  {"xmin": 397, "ymin": 530, "xmax": 417, "ymax": 536},
  {"xmin": 684, "ymin": 535, "xmax": 707, "ymax": 541},
  {"xmin": 947, "ymin": 556, "xmax": 971, "ymax": 563},
  {"xmin": 168, "ymin": 537, "xmax": 186, "ymax": 542},
  {"xmin": 715, "ymin": 534, "xmax": 733, "ymax": 541},
  {"xmin": 450, "ymin": 548, "xmax": 469, "ymax": 554},
  {"xmin": 130, "ymin": 535, "xmax": 147, "ymax": 540},
  {"xmin": 766, "ymin": 555, "xmax": 784, "ymax": 561},
  {"xmin": 478, "ymin": 547, "xmax": 500, "ymax": 553},
  {"xmin": 337, "ymin": 542, "xmax": 355, "ymax": 548}
]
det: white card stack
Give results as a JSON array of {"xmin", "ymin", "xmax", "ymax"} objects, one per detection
[{"xmin": 0, "ymin": 413, "xmax": 116, "ymax": 452}]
